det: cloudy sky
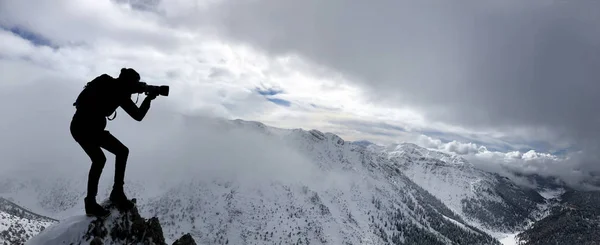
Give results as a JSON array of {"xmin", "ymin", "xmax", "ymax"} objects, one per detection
[{"xmin": 1, "ymin": 0, "xmax": 599, "ymax": 188}]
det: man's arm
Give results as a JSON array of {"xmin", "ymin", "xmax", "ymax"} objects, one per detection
[{"xmin": 120, "ymin": 94, "xmax": 156, "ymax": 121}]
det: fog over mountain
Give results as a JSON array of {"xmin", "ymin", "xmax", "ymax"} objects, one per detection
[
  {"xmin": 0, "ymin": 74, "xmax": 597, "ymax": 245},
  {"xmin": 195, "ymin": 0, "xmax": 600, "ymax": 188}
]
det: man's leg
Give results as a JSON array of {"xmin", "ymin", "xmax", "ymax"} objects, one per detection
[
  {"xmin": 79, "ymin": 141, "xmax": 107, "ymax": 201},
  {"xmin": 77, "ymin": 139, "xmax": 110, "ymax": 217},
  {"xmin": 100, "ymin": 131, "xmax": 129, "ymax": 189},
  {"xmin": 100, "ymin": 130, "xmax": 134, "ymax": 210}
]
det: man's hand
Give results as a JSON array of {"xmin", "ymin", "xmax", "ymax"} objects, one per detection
[{"xmin": 146, "ymin": 91, "xmax": 158, "ymax": 100}]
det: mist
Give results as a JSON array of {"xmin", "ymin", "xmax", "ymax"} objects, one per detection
[
  {"xmin": 192, "ymin": 0, "xmax": 600, "ymax": 186},
  {"xmin": 0, "ymin": 68, "xmax": 322, "ymax": 203}
]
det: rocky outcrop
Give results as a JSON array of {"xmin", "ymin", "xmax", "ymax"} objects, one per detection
[{"xmin": 25, "ymin": 199, "xmax": 196, "ymax": 245}]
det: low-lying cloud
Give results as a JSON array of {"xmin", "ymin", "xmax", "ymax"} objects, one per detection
[
  {"xmin": 0, "ymin": 71, "xmax": 321, "ymax": 197},
  {"xmin": 414, "ymin": 134, "xmax": 597, "ymax": 190}
]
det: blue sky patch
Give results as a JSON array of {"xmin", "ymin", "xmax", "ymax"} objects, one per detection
[
  {"xmin": 267, "ymin": 98, "xmax": 291, "ymax": 107},
  {"xmin": 256, "ymin": 87, "xmax": 284, "ymax": 96},
  {"xmin": 551, "ymin": 147, "xmax": 575, "ymax": 157},
  {"xmin": 255, "ymin": 87, "xmax": 290, "ymax": 107},
  {"xmin": 5, "ymin": 26, "xmax": 56, "ymax": 48}
]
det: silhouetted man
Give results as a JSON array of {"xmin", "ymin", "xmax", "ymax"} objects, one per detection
[{"xmin": 71, "ymin": 68, "xmax": 158, "ymax": 217}]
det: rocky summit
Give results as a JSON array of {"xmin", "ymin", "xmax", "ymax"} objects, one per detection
[{"xmin": 25, "ymin": 199, "xmax": 196, "ymax": 245}]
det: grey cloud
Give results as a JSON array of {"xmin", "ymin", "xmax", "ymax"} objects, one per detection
[
  {"xmin": 197, "ymin": 0, "xmax": 600, "ymax": 180},
  {"xmin": 208, "ymin": 67, "xmax": 233, "ymax": 79},
  {"xmin": 328, "ymin": 119, "xmax": 407, "ymax": 139},
  {"xmin": 332, "ymin": 119, "xmax": 406, "ymax": 132},
  {"xmin": 113, "ymin": 0, "xmax": 161, "ymax": 13},
  {"xmin": 201, "ymin": 0, "xmax": 600, "ymax": 136},
  {"xmin": 467, "ymin": 152, "xmax": 600, "ymax": 191}
]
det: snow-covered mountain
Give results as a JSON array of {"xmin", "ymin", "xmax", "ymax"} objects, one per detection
[
  {"xmin": 515, "ymin": 189, "xmax": 600, "ymax": 245},
  {"xmin": 127, "ymin": 121, "xmax": 500, "ymax": 244},
  {"xmin": 5, "ymin": 118, "xmax": 503, "ymax": 245},
  {"xmin": 0, "ymin": 197, "xmax": 56, "ymax": 245},
  {"xmin": 366, "ymin": 143, "xmax": 550, "ymax": 237},
  {"xmin": 0, "ymin": 118, "xmax": 582, "ymax": 244}
]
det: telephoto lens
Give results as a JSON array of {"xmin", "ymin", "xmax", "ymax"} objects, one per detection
[{"xmin": 146, "ymin": 85, "xmax": 169, "ymax": 96}]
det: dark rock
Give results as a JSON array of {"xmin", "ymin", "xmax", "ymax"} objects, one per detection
[
  {"xmin": 172, "ymin": 233, "xmax": 197, "ymax": 245},
  {"xmin": 309, "ymin": 129, "xmax": 326, "ymax": 140},
  {"xmin": 81, "ymin": 200, "xmax": 194, "ymax": 245},
  {"xmin": 90, "ymin": 237, "xmax": 103, "ymax": 245}
]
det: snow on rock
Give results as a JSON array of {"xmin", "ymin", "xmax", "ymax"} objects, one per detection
[
  {"xmin": 498, "ymin": 233, "xmax": 520, "ymax": 245},
  {"xmin": 0, "ymin": 197, "xmax": 56, "ymax": 245},
  {"xmin": 25, "ymin": 199, "xmax": 196, "ymax": 245},
  {"xmin": 538, "ymin": 188, "xmax": 565, "ymax": 200}
]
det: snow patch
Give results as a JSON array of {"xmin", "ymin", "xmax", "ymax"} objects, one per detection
[
  {"xmin": 499, "ymin": 233, "xmax": 520, "ymax": 245},
  {"xmin": 25, "ymin": 215, "xmax": 92, "ymax": 245},
  {"xmin": 538, "ymin": 188, "xmax": 565, "ymax": 200}
]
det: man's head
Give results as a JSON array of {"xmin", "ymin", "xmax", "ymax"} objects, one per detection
[
  {"xmin": 118, "ymin": 68, "xmax": 144, "ymax": 94},
  {"xmin": 118, "ymin": 68, "xmax": 140, "ymax": 82}
]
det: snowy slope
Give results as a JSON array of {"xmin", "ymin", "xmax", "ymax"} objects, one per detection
[
  {"xmin": 0, "ymin": 197, "xmax": 56, "ymax": 245},
  {"xmin": 0, "ymin": 178, "xmax": 87, "ymax": 220},
  {"xmin": 5, "ymin": 118, "xmax": 502, "ymax": 245},
  {"xmin": 129, "ymin": 124, "xmax": 500, "ymax": 244},
  {"xmin": 370, "ymin": 143, "xmax": 548, "ymax": 236},
  {"xmin": 515, "ymin": 190, "xmax": 600, "ymax": 245}
]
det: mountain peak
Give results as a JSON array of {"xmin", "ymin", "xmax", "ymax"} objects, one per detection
[{"xmin": 25, "ymin": 199, "xmax": 196, "ymax": 245}]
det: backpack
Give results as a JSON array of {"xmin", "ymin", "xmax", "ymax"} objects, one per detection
[{"xmin": 73, "ymin": 74, "xmax": 120, "ymax": 119}]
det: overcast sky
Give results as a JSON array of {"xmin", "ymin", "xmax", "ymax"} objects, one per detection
[{"xmin": 1, "ymin": 0, "xmax": 599, "ymax": 188}]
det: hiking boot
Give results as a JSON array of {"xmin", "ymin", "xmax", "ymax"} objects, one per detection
[
  {"xmin": 109, "ymin": 187, "xmax": 134, "ymax": 211},
  {"xmin": 85, "ymin": 197, "xmax": 110, "ymax": 218}
]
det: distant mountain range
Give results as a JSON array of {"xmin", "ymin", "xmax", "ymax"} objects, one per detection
[{"xmin": 1, "ymin": 119, "xmax": 597, "ymax": 245}]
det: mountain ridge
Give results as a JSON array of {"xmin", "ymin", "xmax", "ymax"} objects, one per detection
[{"xmin": 1, "ymin": 118, "xmax": 595, "ymax": 244}]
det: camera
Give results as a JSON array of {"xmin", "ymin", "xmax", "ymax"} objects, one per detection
[{"xmin": 133, "ymin": 82, "xmax": 169, "ymax": 97}]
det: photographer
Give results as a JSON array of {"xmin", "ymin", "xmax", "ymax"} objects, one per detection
[{"xmin": 70, "ymin": 68, "xmax": 163, "ymax": 217}]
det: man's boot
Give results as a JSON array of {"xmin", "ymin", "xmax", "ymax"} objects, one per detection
[
  {"xmin": 85, "ymin": 197, "xmax": 110, "ymax": 218},
  {"xmin": 109, "ymin": 185, "xmax": 134, "ymax": 211}
]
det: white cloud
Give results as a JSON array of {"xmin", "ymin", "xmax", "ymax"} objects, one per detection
[
  {"xmin": 416, "ymin": 135, "xmax": 443, "ymax": 149},
  {"xmin": 1, "ymin": 0, "xmax": 595, "ymax": 190},
  {"xmin": 409, "ymin": 134, "xmax": 595, "ymax": 188},
  {"xmin": 443, "ymin": 141, "xmax": 479, "ymax": 155},
  {"xmin": 416, "ymin": 135, "xmax": 486, "ymax": 156},
  {"xmin": 0, "ymin": 0, "xmax": 436, "ymax": 145}
]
